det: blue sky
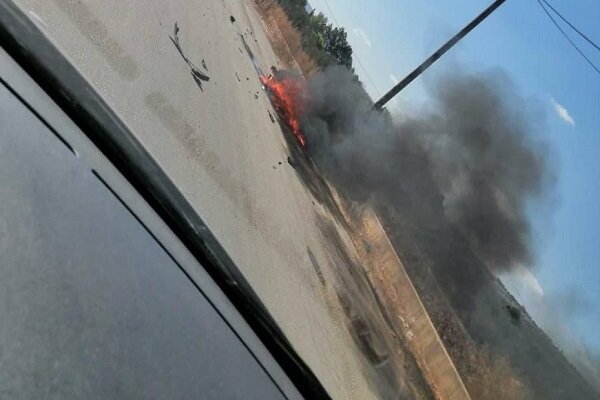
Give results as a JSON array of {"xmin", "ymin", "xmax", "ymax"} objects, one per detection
[{"xmin": 307, "ymin": 0, "xmax": 600, "ymax": 354}]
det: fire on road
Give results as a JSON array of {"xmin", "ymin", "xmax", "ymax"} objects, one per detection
[{"xmin": 260, "ymin": 68, "xmax": 307, "ymax": 147}]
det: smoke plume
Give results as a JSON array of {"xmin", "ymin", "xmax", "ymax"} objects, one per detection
[{"xmin": 302, "ymin": 66, "xmax": 553, "ymax": 271}]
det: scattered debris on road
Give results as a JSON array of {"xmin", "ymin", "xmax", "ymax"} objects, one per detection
[
  {"xmin": 169, "ymin": 22, "xmax": 209, "ymax": 90},
  {"xmin": 201, "ymin": 58, "xmax": 208, "ymax": 70},
  {"xmin": 230, "ymin": 15, "xmax": 236, "ymax": 23},
  {"xmin": 235, "ymin": 72, "xmax": 241, "ymax": 82},
  {"xmin": 254, "ymin": 93, "xmax": 259, "ymax": 100},
  {"xmin": 268, "ymin": 110, "xmax": 276, "ymax": 123}
]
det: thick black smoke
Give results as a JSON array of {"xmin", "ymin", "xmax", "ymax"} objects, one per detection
[{"xmin": 302, "ymin": 66, "xmax": 552, "ymax": 271}]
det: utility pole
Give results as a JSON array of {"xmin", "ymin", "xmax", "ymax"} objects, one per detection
[{"xmin": 373, "ymin": 0, "xmax": 506, "ymax": 110}]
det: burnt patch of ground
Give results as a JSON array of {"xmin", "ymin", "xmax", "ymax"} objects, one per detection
[
  {"xmin": 269, "ymin": 106, "xmax": 351, "ymax": 231},
  {"xmin": 316, "ymin": 215, "xmax": 434, "ymax": 400},
  {"xmin": 263, "ymin": 100, "xmax": 433, "ymax": 398}
]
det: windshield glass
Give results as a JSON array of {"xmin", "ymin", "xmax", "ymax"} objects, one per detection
[{"xmin": 7, "ymin": 0, "xmax": 600, "ymax": 399}]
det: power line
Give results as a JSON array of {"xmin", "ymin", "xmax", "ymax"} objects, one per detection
[
  {"xmin": 319, "ymin": 0, "xmax": 383, "ymax": 97},
  {"xmin": 353, "ymin": 55, "xmax": 383, "ymax": 97},
  {"xmin": 541, "ymin": 0, "xmax": 600, "ymax": 53},
  {"xmin": 320, "ymin": 0, "xmax": 340, "ymax": 26},
  {"xmin": 536, "ymin": 0, "xmax": 600, "ymax": 75}
]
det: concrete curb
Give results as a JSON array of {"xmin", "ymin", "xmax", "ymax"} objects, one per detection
[{"xmin": 356, "ymin": 207, "xmax": 471, "ymax": 400}]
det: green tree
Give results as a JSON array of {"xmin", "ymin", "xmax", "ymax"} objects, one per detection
[
  {"xmin": 309, "ymin": 12, "xmax": 329, "ymax": 34},
  {"xmin": 323, "ymin": 26, "xmax": 353, "ymax": 68},
  {"xmin": 276, "ymin": 0, "xmax": 353, "ymax": 69}
]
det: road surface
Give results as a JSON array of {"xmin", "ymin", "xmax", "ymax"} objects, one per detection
[{"xmin": 12, "ymin": 0, "xmax": 380, "ymax": 398}]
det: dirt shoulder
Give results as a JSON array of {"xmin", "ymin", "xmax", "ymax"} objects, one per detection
[
  {"xmin": 253, "ymin": 0, "xmax": 318, "ymax": 76},
  {"xmin": 346, "ymin": 206, "xmax": 471, "ymax": 400}
]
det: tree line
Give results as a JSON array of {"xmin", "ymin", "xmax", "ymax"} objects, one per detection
[{"xmin": 277, "ymin": 0, "xmax": 353, "ymax": 70}]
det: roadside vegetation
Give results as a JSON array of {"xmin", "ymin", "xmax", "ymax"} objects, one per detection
[
  {"xmin": 276, "ymin": 0, "xmax": 353, "ymax": 69},
  {"xmin": 255, "ymin": 0, "xmax": 354, "ymax": 75}
]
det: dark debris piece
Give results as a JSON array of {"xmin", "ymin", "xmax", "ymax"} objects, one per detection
[
  {"xmin": 235, "ymin": 73, "xmax": 241, "ymax": 82},
  {"xmin": 268, "ymin": 111, "xmax": 276, "ymax": 123},
  {"xmin": 169, "ymin": 22, "xmax": 209, "ymax": 90},
  {"xmin": 230, "ymin": 15, "xmax": 236, "ymax": 23},
  {"xmin": 201, "ymin": 58, "xmax": 208, "ymax": 70},
  {"xmin": 287, "ymin": 156, "xmax": 297, "ymax": 169}
]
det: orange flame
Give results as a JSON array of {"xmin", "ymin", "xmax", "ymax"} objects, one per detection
[{"xmin": 261, "ymin": 73, "xmax": 307, "ymax": 147}]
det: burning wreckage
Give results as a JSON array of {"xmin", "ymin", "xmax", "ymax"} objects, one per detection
[{"xmin": 260, "ymin": 67, "xmax": 307, "ymax": 147}]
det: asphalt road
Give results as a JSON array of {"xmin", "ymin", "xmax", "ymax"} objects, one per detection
[{"xmin": 12, "ymin": 0, "xmax": 378, "ymax": 398}]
